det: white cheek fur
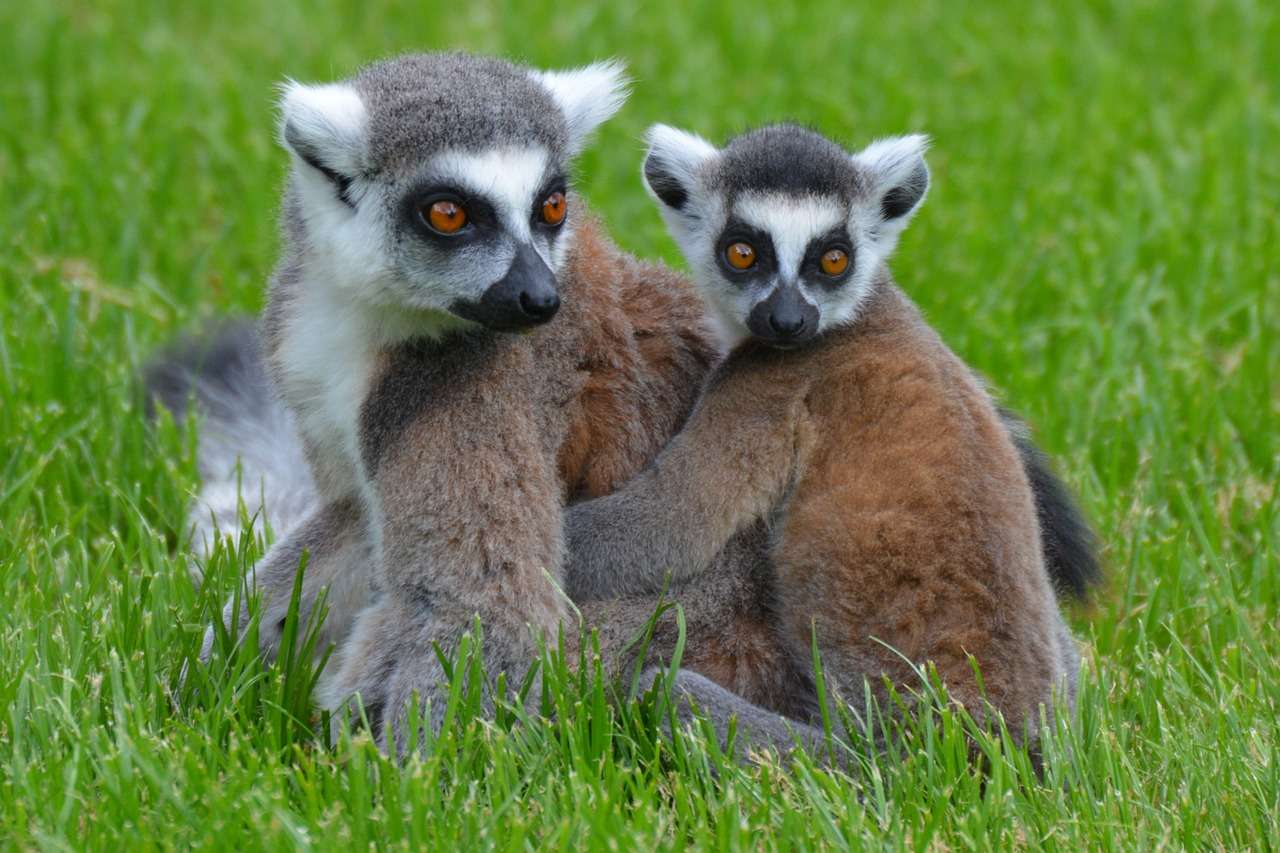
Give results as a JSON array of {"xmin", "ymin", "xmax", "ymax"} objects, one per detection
[
  {"xmin": 800, "ymin": 207, "xmax": 882, "ymax": 334},
  {"xmin": 660, "ymin": 196, "xmax": 751, "ymax": 349},
  {"xmin": 292, "ymin": 166, "xmax": 400, "ymax": 305}
]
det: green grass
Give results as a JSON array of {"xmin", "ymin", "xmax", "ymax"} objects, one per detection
[{"xmin": 2, "ymin": 0, "xmax": 1277, "ymax": 848}]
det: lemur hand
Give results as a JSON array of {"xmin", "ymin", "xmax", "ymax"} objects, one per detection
[
  {"xmin": 564, "ymin": 492, "xmax": 678, "ymax": 601},
  {"xmin": 321, "ymin": 600, "xmax": 542, "ymax": 755},
  {"xmin": 320, "ymin": 602, "xmax": 452, "ymax": 752}
]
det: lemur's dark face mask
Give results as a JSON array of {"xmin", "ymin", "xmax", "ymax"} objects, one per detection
[{"xmin": 402, "ymin": 182, "xmax": 569, "ymax": 332}]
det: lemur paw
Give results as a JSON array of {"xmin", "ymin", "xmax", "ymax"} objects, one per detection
[
  {"xmin": 203, "ymin": 595, "xmax": 291, "ymax": 662},
  {"xmin": 563, "ymin": 496, "xmax": 638, "ymax": 599},
  {"xmin": 318, "ymin": 602, "xmax": 456, "ymax": 754}
]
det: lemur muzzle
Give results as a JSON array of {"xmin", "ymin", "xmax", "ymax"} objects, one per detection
[{"xmin": 453, "ymin": 243, "xmax": 560, "ymax": 331}]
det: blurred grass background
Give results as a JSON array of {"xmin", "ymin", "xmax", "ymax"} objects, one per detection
[{"xmin": 1, "ymin": 0, "xmax": 1277, "ymax": 848}]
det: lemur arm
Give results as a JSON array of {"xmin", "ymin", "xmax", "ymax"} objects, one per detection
[
  {"xmin": 564, "ymin": 355, "xmax": 805, "ymax": 600},
  {"xmin": 357, "ymin": 335, "xmax": 570, "ymax": 639}
]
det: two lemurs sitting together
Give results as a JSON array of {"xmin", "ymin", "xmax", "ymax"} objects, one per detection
[{"xmin": 148, "ymin": 52, "xmax": 1099, "ymax": 763}]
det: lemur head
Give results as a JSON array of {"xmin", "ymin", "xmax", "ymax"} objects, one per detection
[
  {"xmin": 642, "ymin": 124, "xmax": 929, "ymax": 348},
  {"xmin": 279, "ymin": 53, "xmax": 629, "ymax": 332}
]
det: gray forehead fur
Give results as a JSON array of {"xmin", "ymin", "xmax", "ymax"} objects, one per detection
[
  {"xmin": 712, "ymin": 124, "xmax": 869, "ymax": 201},
  {"xmin": 352, "ymin": 53, "xmax": 569, "ymax": 174}
]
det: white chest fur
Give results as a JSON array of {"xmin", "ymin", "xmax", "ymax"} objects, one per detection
[
  {"xmin": 275, "ymin": 275, "xmax": 476, "ymax": 503},
  {"xmin": 276, "ymin": 285, "xmax": 377, "ymax": 500}
]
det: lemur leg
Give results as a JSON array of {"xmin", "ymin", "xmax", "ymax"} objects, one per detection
[
  {"xmin": 328, "ymin": 545, "xmax": 756, "ymax": 752},
  {"xmin": 201, "ymin": 497, "xmax": 370, "ymax": 663},
  {"xmin": 564, "ymin": 359, "xmax": 806, "ymax": 600},
  {"xmin": 579, "ymin": 543, "xmax": 854, "ymax": 769},
  {"xmin": 577, "ymin": 524, "xmax": 824, "ymax": 752},
  {"xmin": 636, "ymin": 667, "xmax": 851, "ymax": 766},
  {"xmin": 574, "ymin": 525, "xmax": 765, "ymax": 660}
]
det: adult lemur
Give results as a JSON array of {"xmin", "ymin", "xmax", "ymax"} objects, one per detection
[
  {"xmin": 150, "ymin": 54, "xmax": 1096, "ymax": 758},
  {"xmin": 562, "ymin": 124, "xmax": 1099, "ymax": 758},
  {"xmin": 152, "ymin": 53, "xmax": 728, "ymax": 744}
]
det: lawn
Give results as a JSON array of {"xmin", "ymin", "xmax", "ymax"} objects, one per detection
[{"xmin": 2, "ymin": 0, "xmax": 1277, "ymax": 848}]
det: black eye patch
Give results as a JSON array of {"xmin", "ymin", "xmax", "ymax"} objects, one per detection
[
  {"xmin": 800, "ymin": 226, "xmax": 855, "ymax": 286},
  {"xmin": 715, "ymin": 218, "xmax": 777, "ymax": 281},
  {"xmin": 400, "ymin": 183, "xmax": 499, "ymax": 244},
  {"xmin": 530, "ymin": 174, "xmax": 569, "ymax": 234}
]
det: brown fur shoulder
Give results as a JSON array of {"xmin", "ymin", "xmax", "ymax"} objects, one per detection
[{"xmin": 556, "ymin": 214, "xmax": 720, "ymax": 500}]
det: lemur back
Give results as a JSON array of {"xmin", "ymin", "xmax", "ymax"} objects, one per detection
[{"xmin": 565, "ymin": 124, "xmax": 1096, "ymax": 759}]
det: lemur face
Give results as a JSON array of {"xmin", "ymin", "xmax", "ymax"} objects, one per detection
[
  {"xmin": 277, "ymin": 54, "xmax": 628, "ymax": 332},
  {"xmin": 642, "ymin": 124, "xmax": 929, "ymax": 348}
]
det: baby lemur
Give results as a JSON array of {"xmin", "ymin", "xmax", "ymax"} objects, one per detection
[{"xmin": 564, "ymin": 124, "xmax": 1092, "ymax": 756}]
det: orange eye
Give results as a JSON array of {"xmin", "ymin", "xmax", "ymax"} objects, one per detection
[
  {"xmin": 820, "ymin": 248, "xmax": 849, "ymax": 276},
  {"xmin": 725, "ymin": 242, "xmax": 756, "ymax": 270},
  {"xmin": 541, "ymin": 191, "xmax": 567, "ymax": 226},
  {"xmin": 425, "ymin": 200, "xmax": 467, "ymax": 234}
]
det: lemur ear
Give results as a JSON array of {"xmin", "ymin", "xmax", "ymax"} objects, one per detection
[
  {"xmin": 642, "ymin": 124, "xmax": 718, "ymax": 212},
  {"xmin": 852, "ymin": 134, "xmax": 930, "ymax": 222},
  {"xmin": 531, "ymin": 60, "xmax": 630, "ymax": 155},
  {"xmin": 278, "ymin": 80, "xmax": 368, "ymax": 205}
]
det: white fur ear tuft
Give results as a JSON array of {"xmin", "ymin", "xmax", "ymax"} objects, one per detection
[
  {"xmin": 641, "ymin": 124, "xmax": 718, "ymax": 212},
  {"xmin": 531, "ymin": 60, "xmax": 631, "ymax": 154},
  {"xmin": 278, "ymin": 80, "xmax": 368, "ymax": 182},
  {"xmin": 853, "ymin": 133, "xmax": 930, "ymax": 221}
]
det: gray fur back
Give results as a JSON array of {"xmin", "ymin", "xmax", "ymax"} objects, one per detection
[{"xmin": 144, "ymin": 318, "xmax": 318, "ymax": 559}]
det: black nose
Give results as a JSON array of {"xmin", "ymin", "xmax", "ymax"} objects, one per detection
[
  {"xmin": 519, "ymin": 288, "xmax": 560, "ymax": 322},
  {"xmin": 768, "ymin": 311, "xmax": 806, "ymax": 338},
  {"xmin": 747, "ymin": 284, "xmax": 821, "ymax": 346},
  {"xmin": 449, "ymin": 243, "xmax": 561, "ymax": 331}
]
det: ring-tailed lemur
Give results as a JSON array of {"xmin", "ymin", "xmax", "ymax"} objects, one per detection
[
  {"xmin": 148, "ymin": 57, "xmax": 1096, "ymax": 760},
  {"xmin": 150, "ymin": 53, "xmax": 734, "ymax": 748},
  {"xmin": 562, "ymin": 124, "xmax": 1099, "ymax": 760}
]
